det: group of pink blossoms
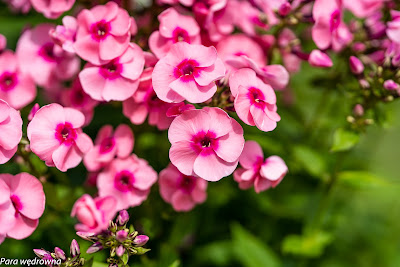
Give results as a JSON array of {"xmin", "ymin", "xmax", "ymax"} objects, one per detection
[{"xmin": 1, "ymin": 0, "xmax": 397, "ymax": 244}]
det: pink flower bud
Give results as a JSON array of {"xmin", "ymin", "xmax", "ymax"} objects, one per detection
[
  {"xmin": 133, "ymin": 235, "xmax": 149, "ymax": 246},
  {"xmin": 383, "ymin": 79, "xmax": 399, "ymax": 90},
  {"xmin": 353, "ymin": 104, "xmax": 364, "ymax": 117},
  {"xmin": 86, "ymin": 242, "xmax": 103, "ymax": 254},
  {"xmin": 359, "ymin": 79, "xmax": 370, "ymax": 89},
  {"xmin": 70, "ymin": 239, "xmax": 80, "ymax": 257},
  {"xmin": 279, "ymin": 2, "xmax": 291, "ymax": 16},
  {"xmin": 76, "ymin": 231, "xmax": 96, "ymax": 241},
  {"xmin": 33, "ymin": 249, "xmax": 50, "ymax": 258},
  {"xmin": 352, "ymin": 42, "xmax": 366, "ymax": 53},
  {"xmin": 116, "ymin": 245, "xmax": 125, "ymax": 257},
  {"xmin": 117, "ymin": 210, "xmax": 129, "ymax": 226},
  {"xmin": 116, "ymin": 230, "xmax": 128, "ymax": 242},
  {"xmin": 349, "ymin": 56, "xmax": 364, "ymax": 74},
  {"xmin": 28, "ymin": 103, "xmax": 40, "ymax": 121},
  {"xmin": 308, "ymin": 50, "xmax": 333, "ymax": 68},
  {"xmin": 54, "ymin": 247, "xmax": 66, "ymax": 261}
]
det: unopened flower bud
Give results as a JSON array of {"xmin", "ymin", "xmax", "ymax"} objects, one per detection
[
  {"xmin": 308, "ymin": 50, "xmax": 333, "ymax": 68},
  {"xmin": 86, "ymin": 242, "xmax": 103, "ymax": 254},
  {"xmin": 54, "ymin": 247, "xmax": 66, "ymax": 261},
  {"xmin": 349, "ymin": 56, "xmax": 364, "ymax": 74},
  {"xmin": 33, "ymin": 249, "xmax": 50, "ymax": 259},
  {"xmin": 116, "ymin": 230, "xmax": 129, "ymax": 242},
  {"xmin": 278, "ymin": 2, "xmax": 291, "ymax": 16},
  {"xmin": 359, "ymin": 79, "xmax": 370, "ymax": 89},
  {"xmin": 352, "ymin": 42, "xmax": 366, "ymax": 53},
  {"xmin": 109, "ymin": 264, "xmax": 118, "ymax": 267},
  {"xmin": 116, "ymin": 245, "xmax": 125, "ymax": 257},
  {"xmin": 353, "ymin": 104, "xmax": 364, "ymax": 117},
  {"xmin": 70, "ymin": 239, "xmax": 80, "ymax": 257},
  {"xmin": 117, "ymin": 210, "xmax": 129, "ymax": 226},
  {"xmin": 76, "ymin": 231, "xmax": 96, "ymax": 241},
  {"xmin": 133, "ymin": 235, "xmax": 149, "ymax": 247},
  {"xmin": 383, "ymin": 79, "xmax": 399, "ymax": 90},
  {"xmin": 28, "ymin": 103, "xmax": 40, "ymax": 121}
]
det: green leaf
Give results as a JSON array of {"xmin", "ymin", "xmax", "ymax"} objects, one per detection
[
  {"xmin": 92, "ymin": 262, "xmax": 109, "ymax": 267},
  {"xmin": 231, "ymin": 223, "xmax": 281, "ymax": 267},
  {"xmin": 282, "ymin": 231, "xmax": 333, "ymax": 258},
  {"xmin": 292, "ymin": 145, "xmax": 327, "ymax": 177},
  {"xmin": 122, "ymin": 253, "xmax": 129, "ymax": 265},
  {"xmin": 194, "ymin": 240, "xmax": 234, "ymax": 266},
  {"xmin": 331, "ymin": 128, "xmax": 360, "ymax": 152},
  {"xmin": 337, "ymin": 171, "xmax": 389, "ymax": 189},
  {"xmin": 83, "ymin": 257, "xmax": 93, "ymax": 267},
  {"xmin": 169, "ymin": 260, "xmax": 180, "ymax": 267}
]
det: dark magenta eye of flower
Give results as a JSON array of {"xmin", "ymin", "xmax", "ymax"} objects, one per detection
[
  {"xmin": 114, "ymin": 170, "xmax": 135, "ymax": 192},
  {"xmin": 175, "ymin": 59, "xmax": 199, "ymax": 79},
  {"xmin": 10, "ymin": 195, "xmax": 23, "ymax": 212},
  {"xmin": 330, "ymin": 9, "xmax": 341, "ymax": 32},
  {"xmin": 234, "ymin": 52, "xmax": 248, "ymax": 57},
  {"xmin": 173, "ymin": 28, "xmax": 190, "ymax": 43},
  {"xmin": 179, "ymin": 175, "xmax": 197, "ymax": 193},
  {"xmin": 55, "ymin": 122, "xmax": 78, "ymax": 145},
  {"xmin": 248, "ymin": 87, "xmax": 266, "ymax": 109},
  {"xmin": 91, "ymin": 20, "xmax": 111, "ymax": 41},
  {"xmin": 99, "ymin": 61, "xmax": 123, "ymax": 79},
  {"xmin": 99, "ymin": 137, "xmax": 115, "ymax": 154},
  {"xmin": 0, "ymin": 72, "xmax": 18, "ymax": 92},
  {"xmin": 191, "ymin": 130, "xmax": 219, "ymax": 155},
  {"xmin": 38, "ymin": 42, "xmax": 59, "ymax": 63},
  {"xmin": 201, "ymin": 137, "xmax": 212, "ymax": 148}
]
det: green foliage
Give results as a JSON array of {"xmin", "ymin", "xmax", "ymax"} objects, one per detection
[
  {"xmin": 331, "ymin": 128, "xmax": 360, "ymax": 152},
  {"xmin": 282, "ymin": 231, "xmax": 334, "ymax": 258}
]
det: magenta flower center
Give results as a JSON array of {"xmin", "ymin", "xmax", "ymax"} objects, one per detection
[
  {"xmin": 10, "ymin": 195, "xmax": 23, "ymax": 213},
  {"xmin": 174, "ymin": 59, "xmax": 199, "ymax": 80},
  {"xmin": 114, "ymin": 170, "xmax": 135, "ymax": 192},
  {"xmin": 248, "ymin": 87, "xmax": 266, "ymax": 109},
  {"xmin": 55, "ymin": 122, "xmax": 78, "ymax": 145},
  {"xmin": 0, "ymin": 72, "xmax": 18, "ymax": 92},
  {"xmin": 191, "ymin": 131, "xmax": 219, "ymax": 156},
  {"xmin": 91, "ymin": 20, "xmax": 111, "ymax": 41},
  {"xmin": 172, "ymin": 28, "xmax": 190, "ymax": 43},
  {"xmin": 38, "ymin": 42, "xmax": 60, "ymax": 63},
  {"xmin": 99, "ymin": 137, "xmax": 115, "ymax": 154},
  {"xmin": 145, "ymin": 90, "xmax": 162, "ymax": 108},
  {"xmin": 178, "ymin": 175, "xmax": 197, "ymax": 193},
  {"xmin": 330, "ymin": 9, "xmax": 341, "ymax": 32},
  {"xmin": 71, "ymin": 89, "xmax": 88, "ymax": 107},
  {"xmin": 99, "ymin": 60, "xmax": 123, "ymax": 80}
]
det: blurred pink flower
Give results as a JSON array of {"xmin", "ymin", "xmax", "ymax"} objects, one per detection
[
  {"xmin": 387, "ymin": 11, "xmax": 400, "ymax": 44},
  {"xmin": 229, "ymin": 68, "xmax": 280, "ymax": 132},
  {"xmin": 168, "ymin": 107, "xmax": 244, "ymax": 181},
  {"xmin": 30, "ymin": 0, "xmax": 75, "ymax": 19},
  {"xmin": 234, "ymin": 141, "xmax": 288, "ymax": 193},
  {"xmin": 123, "ymin": 68, "xmax": 176, "ymax": 130},
  {"xmin": 308, "ymin": 50, "xmax": 333, "ymax": 68},
  {"xmin": 0, "ymin": 173, "xmax": 45, "ymax": 243},
  {"xmin": 343, "ymin": 0, "xmax": 383, "ymax": 18},
  {"xmin": 159, "ymin": 164, "xmax": 207, "ymax": 212},
  {"xmin": 0, "ymin": 50, "xmax": 36, "ymax": 109},
  {"xmin": 97, "ymin": 155, "xmax": 158, "ymax": 210},
  {"xmin": 16, "ymin": 24, "xmax": 80, "ymax": 90},
  {"xmin": 0, "ymin": 34, "xmax": 6, "ymax": 52},
  {"xmin": 84, "ymin": 124, "xmax": 134, "ymax": 172},
  {"xmin": 79, "ymin": 43, "xmax": 144, "ymax": 101},
  {"xmin": 349, "ymin": 56, "xmax": 364, "ymax": 74},
  {"xmin": 71, "ymin": 194, "xmax": 117, "ymax": 234},
  {"xmin": 0, "ymin": 100, "xmax": 22, "ymax": 164},
  {"xmin": 27, "ymin": 103, "xmax": 93, "ymax": 172},
  {"xmin": 149, "ymin": 8, "xmax": 201, "ymax": 59},
  {"xmin": 152, "ymin": 42, "xmax": 225, "ymax": 103},
  {"xmin": 74, "ymin": 2, "xmax": 132, "ymax": 65},
  {"xmin": 49, "ymin": 16, "xmax": 77, "ymax": 53}
]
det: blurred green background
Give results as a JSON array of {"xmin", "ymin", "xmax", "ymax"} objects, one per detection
[{"xmin": 1, "ymin": 4, "xmax": 400, "ymax": 267}]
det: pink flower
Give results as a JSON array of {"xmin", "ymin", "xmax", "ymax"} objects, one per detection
[
  {"xmin": 0, "ymin": 173, "xmax": 45, "ymax": 242},
  {"xmin": 308, "ymin": 49, "xmax": 333, "ymax": 68},
  {"xmin": 79, "ymin": 43, "xmax": 144, "ymax": 101},
  {"xmin": 157, "ymin": 0, "xmax": 194, "ymax": 7},
  {"xmin": 123, "ymin": 68, "xmax": 176, "ymax": 130},
  {"xmin": 349, "ymin": 56, "xmax": 364, "ymax": 74},
  {"xmin": 0, "ymin": 50, "xmax": 36, "ymax": 109},
  {"xmin": 27, "ymin": 103, "xmax": 93, "ymax": 172},
  {"xmin": 159, "ymin": 164, "xmax": 207, "ymax": 212},
  {"xmin": 97, "ymin": 155, "xmax": 158, "ymax": 210},
  {"xmin": 4, "ymin": 0, "xmax": 31, "ymax": 13},
  {"xmin": 278, "ymin": 28, "xmax": 302, "ymax": 73},
  {"xmin": 343, "ymin": 0, "xmax": 383, "ymax": 18},
  {"xmin": 229, "ymin": 68, "xmax": 280, "ymax": 132},
  {"xmin": 387, "ymin": 11, "xmax": 400, "ymax": 44},
  {"xmin": 71, "ymin": 194, "xmax": 117, "ymax": 234},
  {"xmin": 152, "ymin": 42, "xmax": 225, "ymax": 103},
  {"xmin": 60, "ymin": 78, "xmax": 98, "ymax": 126},
  {"xmin": 49, "ymin": 16, "xmax": 77, "ymax": 53},
  {"xmin": 231, "ymin": 0, "xmax": 268, "ymax": 36},
  {"xmin": 74, "ymin": 2, "xmax": 132, "ymax": 65},
  {"xmin": 149, "ymin": 8, "xmax": 201, "ymax": 59},
  {"xmin": 166, "ymin": 102, "xmax": 196, "ymax": 118},
  {"xmin": 30, "ymin": 0, "xmax": 75, "ymax": 19},
  {"xmin": 84, "ymin": 124, "xmax": 134, "ymax": 172},
  {"xmin": 312, "ymin": 0, "xmax": 353, "ymax": 51},
  {"xmin": 168, "ymin": 107, "xmax": 244, "ymax": 181},
  {"xmin": 16, "ymin": 24, "xmax": 80, "ymax": 89},
  {"xmin": 0, "ymin": 100, "xmax": 22, "ymax": 164},
  {"xmin": 234, "ymin": 141, "xmax": 288, "ymax": 193}
]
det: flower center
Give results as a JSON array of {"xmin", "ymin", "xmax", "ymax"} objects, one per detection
[
  {"xmin": 99, "ymin": 60, "xmax": 123, "ymax": 80},
  {"xmin": 10, "ymin": 195, "xmax": 23, "ymax": 213},
  {"xmin": 99, "ymin": 137, "xmax": 115, "ymax": 154},
  {"xmin": 191, "ymin": 130, "xmax": 219, "ymax": 156},
  {"xmin": 55, "ymin": 122, "xmax": 77, "ymax": 145},
  {"xmin": 91, "ymin": 20, "xmax": 111, "ymax": 41},
  {"xmin": 38, "ymin": 42, "xmax": 60, "ymax": 63},
  {"xmin": 114, "ymin": 170, "xmax": 135, "ymax": 192},
  {"xmin": 172, "ymin": 28, "xmax": 190, "ymax": 43},
  {"xmin": 248, "ymin": 87, "xmax": 266, "ymax": 109},
  {"xmin": 201, "ymin": 137, "xmax": 211, "ymax": 148},
  {"xmin": 174, "ymin": 59, "xmax": 199, "ymax": 80},
  {"xmin": 179, "ymin": 175, "xmax": 197, "ymax": 193},
  {"xmin": 0, "ymin": 72, "xmax": 18, "ymax": 92},
  {"xmin": 330, "ymin": 9, "xmax": 341, "ymax": 32}
]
